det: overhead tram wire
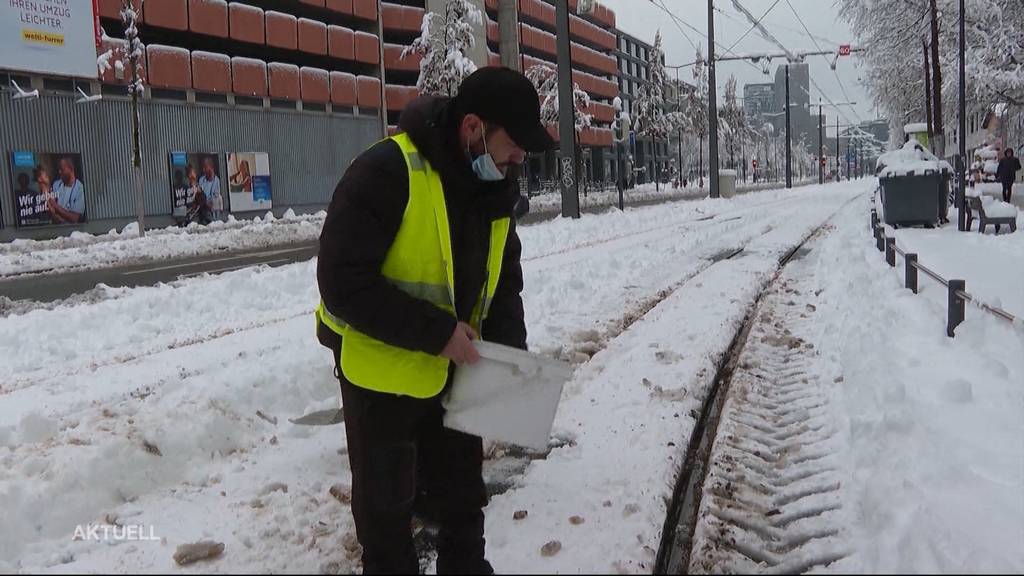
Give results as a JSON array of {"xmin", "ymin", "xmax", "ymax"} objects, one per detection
[
  {"xmin": 729, "ymin": 0, "xmax": 782, "ymax": 54},
  {"xmin": 782, "ymin": 0, "xmax": 863, "ymax": 123},
  {"xmin": 652, "ymin": 0, "xmax": 700, "ymax": 54},
  {"xmin": 651, "ymin": 0, "xmax": 769, "ymax": 76}
]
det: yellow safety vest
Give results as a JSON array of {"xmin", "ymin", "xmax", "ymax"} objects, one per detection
[{"xmin": 316, "ymin": 132, "xmax": 511, "ymax": 399}]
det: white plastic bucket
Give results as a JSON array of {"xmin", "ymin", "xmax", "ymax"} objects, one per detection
[{"xmin": 443, "ymin": 341, "xmax": 574, "ymax": 451}]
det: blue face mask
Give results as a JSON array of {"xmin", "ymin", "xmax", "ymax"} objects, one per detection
[{"xmin": 470, "ymin": 125, "xmax": 506, "ymax": 182}]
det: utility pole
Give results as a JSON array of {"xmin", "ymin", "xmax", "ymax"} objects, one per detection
[
  {"xmin": 923, "ymin": 38, "xmax": 933, "ymax": 138},
  {"xmin": 376, "ymin": 0, "xmax": 387, "ymax": 139},
  {"xmin": 707, "ymin": 0, "xmax": 720, "ymax": 198},
  {"xmin": 676, "ymin": 67, "xmax": 683, "ymax": 187},
  {"xmin": 785, "ymin": 64, "xmax": 791, "ymax": 189},
  {"xmin": 957, "ymin": 0, "xmax": 967, "ymax": 231},
  {"xmin": 817, "ymin": 99, "xmax": 824, "ymax": 184},
  {"xmin": 929, "ymin": 0, "xmax": 945, "ymax": 158},
  {"xmin": 846, "ymin": 139, "xmax": 851, "ymax": 181},
  {"xmin": 836, "ymin": 115, "xmax": 840, "ymax": 180},
  {"xmin": 555, "ymin": 0, "xmax": 580, "ymax": 218}
]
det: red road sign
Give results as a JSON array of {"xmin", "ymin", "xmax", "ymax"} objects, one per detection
[{"xmin": 839, "ymin": 45, "xmax": 851, "ymax": 56}]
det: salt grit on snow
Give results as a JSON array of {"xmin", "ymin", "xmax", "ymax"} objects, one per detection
[{"xmin": 2, "ymin": 180, "xmax": 1020, "ymax": 573}]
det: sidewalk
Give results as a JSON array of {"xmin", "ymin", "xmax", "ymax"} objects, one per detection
[
  {"xmin": 0, "ymin": 210, "xmax": 323, "ymax": 278},
  {"xmin": 885, "ymin": 207, "xmax": 1024, "ymax": 318}
]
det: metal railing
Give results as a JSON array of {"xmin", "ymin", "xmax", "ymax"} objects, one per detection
[{"xmin": 869, "ymin": 208, "xmax": 1020, "ymax": 337}]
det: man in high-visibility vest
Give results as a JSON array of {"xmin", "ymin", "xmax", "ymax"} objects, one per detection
[{"xmin": 317, "ymin": 67, "xmax": 554, "ymax": 574}]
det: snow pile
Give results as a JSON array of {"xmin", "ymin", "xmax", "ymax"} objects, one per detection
[
  {"xmin": 876, "ymin": 141, "xmax": 952, "ymax": 178},
  {"xmin": 980, "ymin": 196, "xmax": 1019, "ymax": 218},
  {"xmin": 0, "ymin": 210, "xmax": 322, "ymax": 277}
]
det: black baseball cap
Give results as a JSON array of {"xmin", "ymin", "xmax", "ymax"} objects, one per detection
[{"xmin": 454, "ymin": 67, "xmax": 556, "ymax": 153}]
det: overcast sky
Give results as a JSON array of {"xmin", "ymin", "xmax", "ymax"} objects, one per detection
[{"xmin": 598, "ymin": 0, "xmax": 877, "ymax": 126}]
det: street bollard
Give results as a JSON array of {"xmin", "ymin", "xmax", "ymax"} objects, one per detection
[
  {"xmin": 885, "ymin": 237, "xmax": 896, "ymax": 267},
  {"xmin": 875, "ymin": 227, "xmax": 885, "ymax": 252},
  {"xmin": 870, "ymin": 210, "xmax": 879, "ymax": 230},
  {"xmin": 947, "ymin": 279, "xmax": 966, "ymax": 337},
  {"xmin": 905, "ymin": 253, "xmax": 918, "ymax": 294}
]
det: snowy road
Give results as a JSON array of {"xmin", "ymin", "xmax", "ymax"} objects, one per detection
[{"xmin": 1, "ymin": 181, "xmax": 894, "ymax": 573}]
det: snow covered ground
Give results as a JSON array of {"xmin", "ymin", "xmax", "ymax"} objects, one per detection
[
  {"xmin": 816, "ymin": 200, "xmax": 1024, "ymax": 573},
  {"xmin": 2, "ymin": 179, "xmax": 1020, "ymax": 574},
  {"xmin": 0, "ymin": 210, "xmax": 323, "ymax": 278},
  {"xmin": 888, "ymin": 209, "xmax": 1024, "ymax": 318}
]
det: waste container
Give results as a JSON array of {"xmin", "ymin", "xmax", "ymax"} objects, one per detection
[
  {"xmin": 879, "ymin": 169, "xmax": 946, "ymax": 227},
  {"xmin": 719, "ymin": 169, "xmax": 737, "ymax": 198}
]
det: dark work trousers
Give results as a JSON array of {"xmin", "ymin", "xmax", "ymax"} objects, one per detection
[
  {"xmin": 1002, "ymin": 180, "xmax": 1014, "ymax": 203},
  {"xmin": 338, "ymin": 374, "xmax": 490, "ymax": 575}
]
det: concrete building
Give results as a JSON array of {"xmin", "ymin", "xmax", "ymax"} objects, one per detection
[
  {"xmin": 615, "ymin": 30, "xmax": 670, "ymax": 185},
  {"xmin": 0, "ymin": 0, "xmax": 620, "ymax": 240},
  {"xmin": 771, "ymin": 63, "xmax": 812, "ymax": 151},
  {"xmin": 743, "ymin": 82, "xmax": 775, "ymax": 129},
  {"xmin": 505, "ymin": 0, "xmax": 620, "ymax": 186}
]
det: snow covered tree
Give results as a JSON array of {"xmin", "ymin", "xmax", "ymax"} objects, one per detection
[
  {"xmin": 687, "ymin": 49, "xmax": 710, "ymax": 185},
  {"xmin": 97, "ymin": 1, "xmax": 148, "ymax": 237},
  {"xmin": 719, "ymin": 76, "xmax": 749, "ymax": 171},
  {"xmin": 402, "ymin": 0, "xmax": 482, "ymax": 97},
  {"xmin": 526, "ymin": 63, "xmax": 593, "ymax": 133},
  {"xmin": 632, "ymin": 31, "xmax": 670, "ymax": 141},
  {"xmin": 839, "ymin": 0, "xmax": 1024, "ymax": 147},
  {"xmin": 632, "ymin": 31, "xmax": 672, "ymax": 188}
]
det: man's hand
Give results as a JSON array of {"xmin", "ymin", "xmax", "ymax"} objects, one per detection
[{"xmin": 441, "ymin": 321, "xmax": 480, "ymax": 365}]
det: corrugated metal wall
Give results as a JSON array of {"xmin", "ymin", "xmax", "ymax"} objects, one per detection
[{"xmin": 0, "ymin": 93, "xmax": 379, "ymax": 239}]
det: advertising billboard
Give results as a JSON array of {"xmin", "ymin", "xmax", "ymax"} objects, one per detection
[
  {"xmin": 226, "ymin": 152, "xmax": 273, "ymax": 213},
  {"xmin": 10, "ymin": 151, "xmax": 87, "ymax": 227},
  {"xmin": 0, "ymin": 1, "xmax": 100, "ymax": 78},
  {"xmin": 168, "ymin": 151, "xmax": 225, "ymax": 225}
]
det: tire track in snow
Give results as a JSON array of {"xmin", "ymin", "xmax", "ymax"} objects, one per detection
[{"xmin": 682, "ymin": 239, "xmax": 850, "ymax": 574}]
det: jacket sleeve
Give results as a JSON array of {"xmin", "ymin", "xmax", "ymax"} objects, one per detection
[
  {"xmin": 481, "ymin": 218, "xmax": 528, "ymax": 350},
  {"xmin": 317, "ymin": 141, "xmax": 457, "ymax": 356}
]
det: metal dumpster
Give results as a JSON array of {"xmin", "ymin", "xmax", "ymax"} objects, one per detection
[{"xmin": 879, "ymin": 169, "xmax": 948, "ymax": 227}]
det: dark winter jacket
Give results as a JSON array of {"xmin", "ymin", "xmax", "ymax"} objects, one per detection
[
  {"xmin": 996, "ymin": 156, "xmax": 1021, "ymax": 183},
  {"xmin": 317, "ymin": 95, "xmax": 528, "ymax": 363}
]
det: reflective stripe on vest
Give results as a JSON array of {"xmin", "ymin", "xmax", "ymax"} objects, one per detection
[{"xmin": 317, "ymin": 132, "xmax": 511, "ymax": 399}]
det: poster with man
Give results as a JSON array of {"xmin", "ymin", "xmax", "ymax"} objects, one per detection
[
  {"xmin": 10, "ymin": 151, "xmax": 87, "ymax": 227},
  {"xmin": 226, "ymin": 152, "xmax": 273, "ymax": 212},
  {"xmin": 167, "ymin": 152, "xmax": 225, "ymax": 225}
]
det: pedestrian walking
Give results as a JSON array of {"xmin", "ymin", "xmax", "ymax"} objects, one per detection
[
  {"xmin": 316, "ymin": 67, "xmax": 554, "ymax": 574},
  {"xmin": 996, "ymin": 147, "xmax": 1021, "ymax": 203}
]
